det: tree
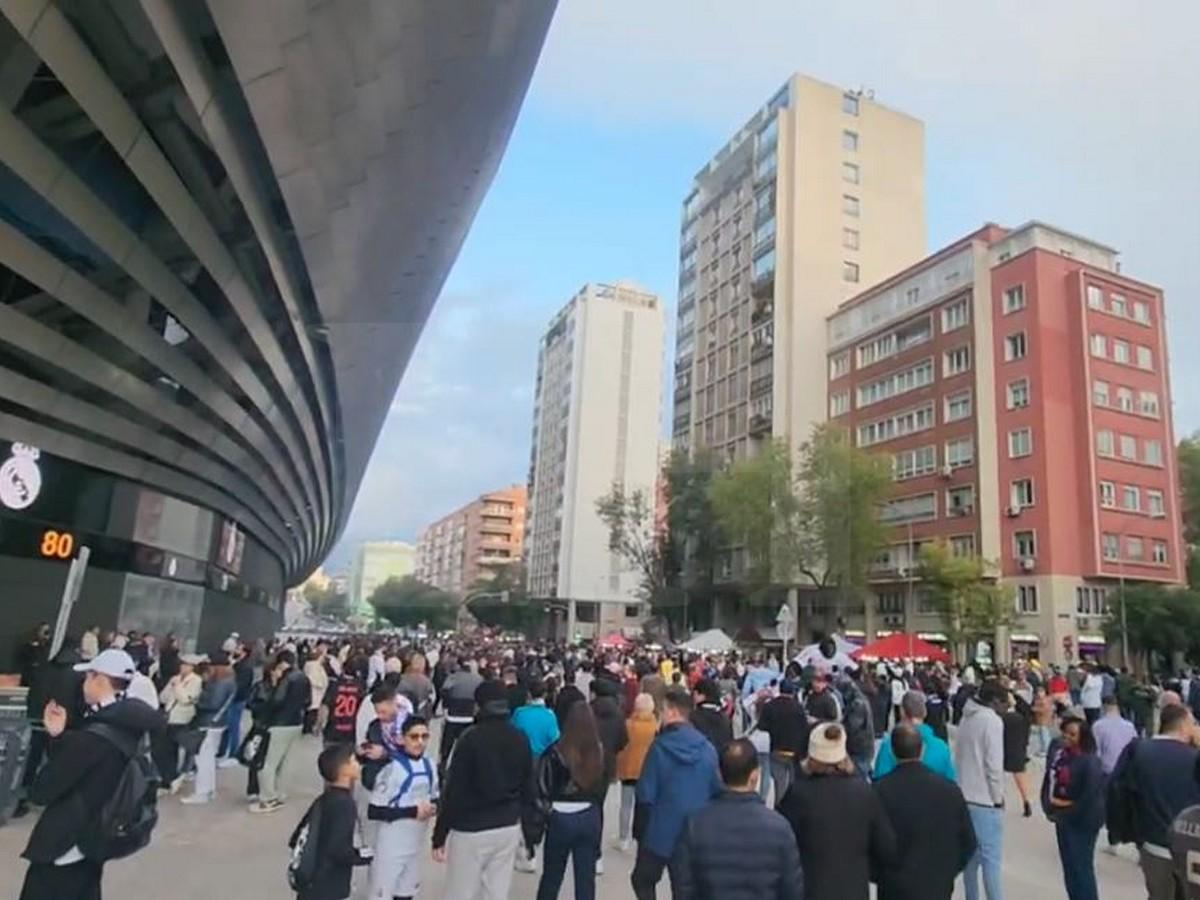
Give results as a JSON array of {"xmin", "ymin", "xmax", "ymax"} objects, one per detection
[
  {"xmin": 466, "ymin": 562, "xmax": 545, "ymax": 635},
  {"xmin": 665, "ymin": 448, "xmax": 723, "ymax": 597},
  {"xmin": 595, "ymin": 482, "xmax": 675, "ymax": 613},
  {"xmin": 1103, "ymin": 583, "xmax": 1200, "ymax": 668},
  {"xmin": 368, "ymin": 576, "xmax": 457, "ymax": 630},
  {"xmin": 918, "ymin": 541, "xmax": 1014, "ymax": 660},
  {"xmin": 1178, "ymin": 435, "xmax": 1200, "ymax": 587},
  {"xmin": 303, "ymin": 581, "xmax": 350, "ymax": 621}
]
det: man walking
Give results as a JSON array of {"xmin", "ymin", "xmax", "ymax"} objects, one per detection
[
  {"xmin": 874, "ymin": 724, "xmax": 976, "ymax": 900},
  {"xmin": 433, "ymin": 680, "xmax": 533, "ymax": 900},
  {"xmin": 252, "ymin": 650, "xmax": 309, "ymax": 813},
  {"xmin": 438, "ymin": 656, "xmax": 483, "ymax": 779},
  {"xmin": 874, "ymin": 691, "xmax": 957, "ymax": 783},
  {"xmin": 955, "ymin": 680, "xmax": 1008, "ymax": 900},
  {"xmin": 630, "ymin": 686, "xmax": 722, "ymax": 900},
  {"xmin": 672, "ymin": 738, "xmax": 803, "ymax": 900},
  {"xmin": 690, "ymin": 679, "xmax": 733, "ymax": 754},
  {"xmin": 19, "ymin": 649, "xmax": 164, "ymax": 899},
  {"xmin": 757, "ymin": 679, "xmax": 809, "ymax": 805}
]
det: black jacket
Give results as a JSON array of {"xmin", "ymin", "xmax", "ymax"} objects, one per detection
[
  {"xmin": 232, "ymin": 656, "xmax": 254, "ymax": 703},
  {"xmin": 267, "ymin": 669, "xmax": 310, "ymax": 728},
  {"xmin": 296, "ymin": 786, "xmax": 370, "ymax": 900},
  {"xmin": 432, "ymin": 710, "xmax": 533, "ymax": 849},
  {"xmin": 22, "ymin": 698, "xmax": 165, "ymax": 863},
  {"xmin": 872, "ymin": 762, "xmax": 976, "ymax": 900},
  {"xmin": 759, "ymin": 695, "xmax": 809, "ymax": 756},
  {"xmin": 778, "ymin": 770, "xmax": 897, "ymax": 900},
  {"xmin": 590, "ymin": 694, "xmax": 629, "ymax": 780},
  {"xmin": 673, "ymin": 790, "xmax": 803, "ymax": 900},
  {"xmin": 691, "ymin": 703, "xmax": 733, "ymax": 754},
  {"xmin": 525, "ymin": 742, "xmax": 608, "ymax": 846}
]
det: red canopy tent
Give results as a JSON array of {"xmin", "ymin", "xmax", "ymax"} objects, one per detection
[
  {"xmin": 850, "ymin": 633, "xmax": 951, "ymax": 663},
  {"xmin": 597, "ymin": 632, "xmax": 632, "ymax": 650}
]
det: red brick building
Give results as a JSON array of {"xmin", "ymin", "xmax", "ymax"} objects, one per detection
[
  {"xmin": 415, "ymin": 485, "xmax": 527, "ymax": 595},
  {"xmin": 826, "ymin": 222, "xmax": 1183, "ymax": 664}
]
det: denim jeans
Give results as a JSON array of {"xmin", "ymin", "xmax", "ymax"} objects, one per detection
[
  {"xmin": 619, "ymin": 782, "xmax": 637, "ymax": 841},
  {"xmin": 217, "ymin": 700, "xmax": 246, "ymax": 758},
  {"xmin": 1055, "ymin": 823, "xmax": 1099, "ymax": 900},
  {"xmin": 769, "ymin": 753, "xmax": 794, "ymax": 806},
  {"xmin": 757, "ymin": 752, "xmax": 772, "ymax": 800},
  {"xmin": 1028, "ymin": 725, "xmax": 1053, "ymax": 758},
  {"xmin": 536, "ymin": 805, "xmax": 600, "ymax": 900},
  {"xmin": 965, "ymin": 804, "xmax": 1005, "ymax": 900}
]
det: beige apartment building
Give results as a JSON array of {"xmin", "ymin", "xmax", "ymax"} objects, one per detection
[
  {"xmin": 415, "ymin": 485, "xmax": 527, "ymax": 595},
  {"xmin": 671, "ymin": 74, "xmax": 926, "ymax": 466}
]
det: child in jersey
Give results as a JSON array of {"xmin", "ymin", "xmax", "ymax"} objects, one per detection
[{"xmin": 365, "ymin": 715, "xmax": 437, "ymax": 900}]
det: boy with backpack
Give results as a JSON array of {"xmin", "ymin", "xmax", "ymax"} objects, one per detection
[
  {"xmin": 289, "ymin": 744, "xmax": 374, "ymax": 900},
  {"xmin": 19, "ymin": 648, "xmax": 165, "ymax": 900}
]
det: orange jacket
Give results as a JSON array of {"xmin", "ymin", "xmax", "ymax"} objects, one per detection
[{"xmin": 616, "ymin": 712, "xmax": 658, "ymax": 781}]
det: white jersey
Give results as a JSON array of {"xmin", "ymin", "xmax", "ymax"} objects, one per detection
[{"xmin": 368, "ymin": 753, "xmax": 437, "ymax": 899}]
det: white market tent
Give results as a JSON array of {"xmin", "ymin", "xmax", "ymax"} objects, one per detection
[{"xmin": 682, "ymin": 628, "xmax": 735, "ymax": 653}]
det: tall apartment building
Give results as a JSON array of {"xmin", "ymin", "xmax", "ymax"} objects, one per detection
[
  {"xmin": 672, "ymin": 74, "xmax": 925, "ymax": 464},
  {"xmin": 526, "ymin": 282, "xmax": 665, "ymax": 639},
  {"xmin": 349, "ymin": 540, "xmax": 415, "ymax": 613},
  {"xmin": 826, "ymin": 222, "xmax": 1184, "ymax": 665},
  {"xmin": 415, "ymin": 485, "xmax": 527, "ymax": 594}
]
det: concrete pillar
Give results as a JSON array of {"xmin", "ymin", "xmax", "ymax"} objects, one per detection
[{"xmin": 567, "ymin": 597, "xmax": 577, "ymax": 643}]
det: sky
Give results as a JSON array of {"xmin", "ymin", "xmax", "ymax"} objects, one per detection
[{"xmin": 325, "ymin": 0, "xmax": 1200, "ymax": 573}]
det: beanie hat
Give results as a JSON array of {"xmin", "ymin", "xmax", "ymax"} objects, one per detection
[
  {"xmin": 808, "ymin": 722, "xmax": 848, "ymax": 765},
  {"xmin": 475, "ymin": 679, "xmax": 508, "ymax": 709}
]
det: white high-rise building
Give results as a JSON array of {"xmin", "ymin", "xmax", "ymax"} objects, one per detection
[{"xmin": 526, "ymin": 282, "xmax": 665, "ymax": 638}]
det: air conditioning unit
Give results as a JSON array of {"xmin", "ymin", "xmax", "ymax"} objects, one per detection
[
  {"xmin": 1006, "ymin": 504, "xmax": 1023, "ymax": 517},
  {"xmin": 940, "ymin": 465, "xmax": 954, "ymax": 479},
  {"xmin": 1020, "ymin": 556, "xmax": 1036, "ymax": 572}
]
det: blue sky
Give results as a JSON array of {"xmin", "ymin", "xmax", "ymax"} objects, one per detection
[{"xmin": 325, "ymin": 0, "xmax": 1200, "ymax": 573}]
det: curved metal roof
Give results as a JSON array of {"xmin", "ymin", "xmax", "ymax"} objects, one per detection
[{"xmin": 0, "ymin": 0, "xmax": 556, "ymax": 581}]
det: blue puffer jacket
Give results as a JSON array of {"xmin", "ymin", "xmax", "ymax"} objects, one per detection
[{"xmin": 635, "ymin": 722, "xmax": 722, "ymax": 859}]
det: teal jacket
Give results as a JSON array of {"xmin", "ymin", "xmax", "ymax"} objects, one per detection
[
  {"xmin": 873, "ymin": 722, "xmax": 957, "ymax": 783},
  {"xmin": 511, "ymin": 701, "xmax": 560, "ymax": 758}
]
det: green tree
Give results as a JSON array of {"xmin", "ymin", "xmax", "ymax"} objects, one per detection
[
  {"xmin": 1103, "ymin": 583, "xmax": 1200, "ymax": 668},
  {"xmin": 466, "ymin": 562, "xmax": 546, "ymax": 635},
  {"xmin": 1178, "ymin": 435, "xmax": 1200, "ymax": 587},
  {"xmin": 368, "ymin": 575, "xmax": 457, "ymax": 630},
  {"xmin": 303, "ymin": 581, "xmax": 350, "ymax": 621},
  {"xmin": 918, "ymin": 541, "xmax": 1014, "ymax": 659},
  {"xmin": 595, "ymin": 483, "xmax": 676, "ymax": 613},
  {"xmin": 663, "ymin": 448, "xmax": 724, "ymax": 631}
]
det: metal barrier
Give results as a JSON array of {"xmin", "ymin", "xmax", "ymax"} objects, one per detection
[{"xmin": 0, "ymin": 687, "xmax": 31, "ymax": 826}]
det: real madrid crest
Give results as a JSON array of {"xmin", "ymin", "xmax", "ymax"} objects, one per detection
[{"xmin": 0, "ymin": 443, "xmax": 43, "ymax": 511}]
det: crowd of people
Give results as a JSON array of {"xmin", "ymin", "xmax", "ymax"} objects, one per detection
[{"xmin": 11, "ymin": 622, "xmax": 1200, "ymax": 900}]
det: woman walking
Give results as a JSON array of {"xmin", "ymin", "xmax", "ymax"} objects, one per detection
[
  {"xmin": 527, "ymin": 703, "xmax": 607, "ymax": 900},
  {"xmin": 1042, "ymin": 716, "xmax": 1105, "ymax": 900},
  {"xmin": 615, "ymin": 693, "xmax": 658, "ymax": 852},
  {"xmin": 1002, "ymin": 691, "xmax": 1034, "ymax": 817}
]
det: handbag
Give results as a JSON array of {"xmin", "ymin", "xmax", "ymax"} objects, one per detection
[
  {"xmin": 237, "ymin": 724, "xmax": 271, "ymax": 769},
  {"xmin": 176, "ymin": 727, "xmax": 205, "ymax": 757}
]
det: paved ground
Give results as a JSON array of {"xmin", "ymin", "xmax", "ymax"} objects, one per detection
[{"xmin": 0, "ymin": 724, "xmax": 1149, "ymax": 899}]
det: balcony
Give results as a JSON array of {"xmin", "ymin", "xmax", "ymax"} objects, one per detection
[
  {"xmin": 749, "ymin": 413, "xmax": 772, "ymax": 437},
  {"xmin": 750, "ymin": 373, "xmax": 773, "ymax": 399},
  {"xmin": 751, "ymin": 269, "xmax": 774, "ymax": 299},
  {"xmin": 751, "ymin": 300, "xmax": 774, "ymax": 324}
]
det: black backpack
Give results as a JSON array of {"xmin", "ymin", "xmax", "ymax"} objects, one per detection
[
  {"xmin": 78, "ymin": 723, "xmax": 160, "ymax": 862},
  {"xmin": 287, "ymin": 796, "xmax": 325, "ymax": 892},
  {"xmin": 1106, "ymin": 739, "xmax": 1143, "ymax": 845}
]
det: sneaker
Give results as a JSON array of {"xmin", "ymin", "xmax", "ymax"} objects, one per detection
[
  {"xmin": 181, "ymin": 794, "xmax": 212, "ymax": 805},
  {"xmin": 514, "ymin": 853, "xmax": 536, "ymax": 873},
  {"xmin": 169, "ymin": 776, "xmax": 186, "ymax": 795},
  {"xmin": 595, "ymin": 858, "xmax": 604, "ymax": 876},
  {"xmin": 246, "ymin": 793, "xmax": 260, "ymax": 802},
  {"xmin": 249, "ymin": 800, "xmax": 281, "ymax": 814},
  {"xmin": 217, "ymin": 758, "xmax": 240, "ymax": 769},
  {"xmin": 617, "ymin": 838, "xmax": 632, "ymax": 853}
]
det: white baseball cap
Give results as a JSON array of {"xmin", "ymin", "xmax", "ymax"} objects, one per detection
[{"xmin": 74, "ymin": 648, "xmax": 136, "ymax": 679}]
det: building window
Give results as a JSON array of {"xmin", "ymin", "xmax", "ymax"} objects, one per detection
[
  {"xmin": 1099, "ymin": 481, "xmax": 1116, "ymax": 508},
  {"xmin": 1122, "ymin": 485, "xmax": 1141, "ymax": 512},
  {"xmin": 1133, "ymin": 301, "xmax": 1151, "ymax": 324},
  {"xmin": 1017, "ymin": 585, "xmax": 1039, "ymax": 614},
  {"xmin": 950, "ymin": 535, "xmax": 976, "ymax": 557},
  {"xmin": 1119, "ymin": 434, "xmax": 1137, "ymax": 461},
  {"xmin": 1014, "ymin": 530, "xmax": 1037, "ymax": 558},
  {"xmin": 945, "ymin": 390, "xmax": 972, "ymax": 423},
  {"xmin": 1090, "ymin": 334, "xmax": 1107, "ymax": 358},
  {"xmin": 842, "ymin": 161, "xmax": 860, "ymax": 184},
  {"xmin": 1003, "ymin": 285, "xmax": 1026, "ymax": 314},
  {"xmin": 947, "ymin": 485, "xmax": 975, "ymax": 515},
  {"xmin": 829, "ymin": 391, "xmax": 850, "ymax": 417},
  {"xmin": 1076, "ymin": 586, "xmax": 1109, "ymax": 616},
  {"xmin": 858, "ymin": 403, "xmax": 935, "ymax": 447},
  {"xmin": 1136, "ymin": 345, "xmax": 1153, "ymax": 370},
  {"xmin": 843, "ymin": 261, "xmax": 860, "ymax": 283},
  {"xmin": 842, "ymin": 129, "xmax": 859, "ymax": 151},
  {"xmin": 843, "ymin": 227, "xmax": 860, "ymax": 250},
  {"xmin": 1144, "ymin": 440, "xmax": 1164, "ymax": 466},
  {"xmin": 830, "ymin": 352, "xmax": 850, "ymax": 379},
  {"xmin": 1008, "ymin": 427, "xmax": 1033, "ymax": 458},
  {"xmin": 1096, "ymin": 429, "xmax": 1115, "ymax": 457},
  {"xmin": 893, "ymin": 445, "xmax": 937, "ymax": 481},
  {"xmin": 946, "ymin": 437, "xmax": 975, "ymax": 469},
  {"xmin": 843, "ymin": 194, "xmax": 860, "ymax": 217},
  {"xmin": 858, "ymin": 358, "xmax": 934, "ymax": 407},
  {"xmin": 1102, "ymin": 533, "xmax": 1119, "ymax": 560},
  {"xmin": 842, "ymin": 93, "xmax": 860, "ymax": 115},
  {"xmin": 944, "ymin": 345, "xmax": 972, "ymax": 377},
  {"xmin": 1111, "ymin": 294, "xmax": 1127, "ymax": 317},
  {"xmin": 1087, "ymin": 285, "xmax": 1104, "ymax": 309},
  {"xmin": 942, "ymin": 299, "xmax": 969, "ymax": 332},
  {"xmin": 1011, "ymin": 478, "xmax": 1035, "ymax": 508},
  {"xmin": 1139, "ymin": 391, "xmax": 1160, "ymax": 418},
  {"xmin": 879, "ymin": 493, "xmax": 937, "ymax": 524},
  {"xmin": 1113, "ymin": 339, "xmax": 1130, "ymax": 365},
  {"xmin": 1148, "ymin": 489, "xmax": 1165, "ymax": 517},
  {"xmin": 1127, "ymin": 537, "xmax": 1145, "ymax": 561},
  {"xmin": 624, "ymin": 604, "xmax": 642, "ymax": 619},
  {"xmin": 1153, "ymin": 541, "xmax": 1168, "ymax": 564},
  {"xmin": 1116, "ymin": 387, "xmax": 1135, "ymax": 413},
  {"xmin": 1093, "ymin": 381, "xmax": 1109, "ymax": 407},
  {"xmin": 1005, "ymin": 332, "xmax": 1028, "ymax": 361},
  {"xmin": 1007, "ymin": 378, "xmax": 1030, "ymax": 409}
]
